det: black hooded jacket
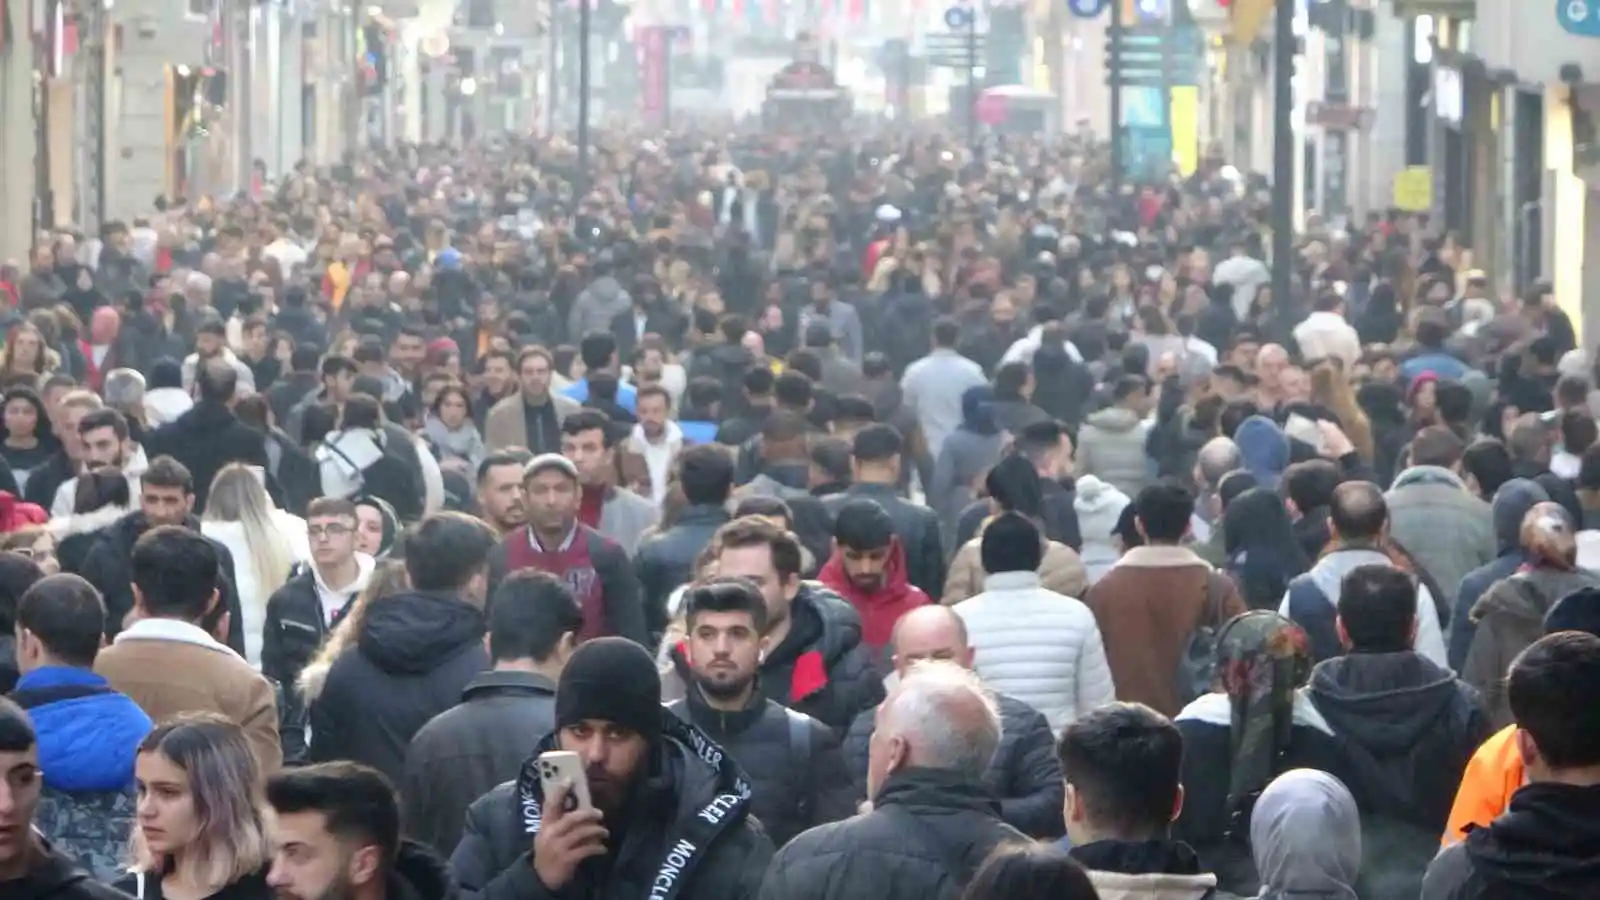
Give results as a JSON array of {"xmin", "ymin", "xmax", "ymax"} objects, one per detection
[
  {"xmin": 389, "ymin": 840, "xmax": 462, "ymax": 900},
  {"xmin": 449, "ymin": 711, "xmax": 775, "ymax": 900},
  {"xmin": 1423, "ymin": 783, "xmax": 1600, "ymax": 900},
  {"xmin": 308, "ymin": 590, "xmax": 489, "ymax": 782},
  {"xmin": 5, "ymin": 839, "xmax": 133, "ymax": 900}
]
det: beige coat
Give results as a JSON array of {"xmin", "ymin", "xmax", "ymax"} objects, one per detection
[
  {"xmin": 943, "ymin": 534, "xmax": 1089, "ymax": 605},
  {"xmin": 483, "ymin": 391, "xmax": 581, "ymax": 452}
]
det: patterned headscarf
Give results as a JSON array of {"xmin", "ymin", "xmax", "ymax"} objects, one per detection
[{"xmin": 1214, "ymin": 610, "xmax": 1313, "ymax": 839}]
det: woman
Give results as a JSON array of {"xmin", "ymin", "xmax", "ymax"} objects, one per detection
[
  {"xmin": 0, "ymin": 386, "xmax": 58, "ymax": 495},
  {"xmin": 354, "ymin": 495, "xmax": 401, "ymax": 559},
  {"xmin": 1222, "ymin": 489, "xmax": 1311, "ymax": 610},
  {"xmin": 930, "ymin": 386, "xmax": 1004, "ymax": 531},
  {"xmin": 314, "ymin": 395, "xmax": 420, "ymax": 521},
  {"xmin": 0, "ymin": 321, "xmax": 58, "ymax": 380},
  {"xmin": 960, "ymin": 844, "xmax": 1099, "ymax": 900},
  {"xmin": 1173, "ymin": 611, "xmax": 1347, "ymax": 895},
  {"xmin": 1250, "ymin": 770, "xmax": 1361, "ymax": 900},
  {"xmin": 0, "ymin": 525, "xmax": 59, "ymax": 574},
  {"xmin": 202, "ymin": 464, "xmax": 310, "ymax": 667},
  {"xmin": 49, "ymin": 469, "xmax": 130, "ymax": 574},
  {"xmin": 115, "ymin": 714, "xmax": 272, "ymax": 900},
  {"xmin": 1074, "ymin": 475, "xmax": 1130, "ymax": 586},
  {"xmin": 1309, "ymin": 362, "xmax": 1374, "ymax": 463},
  {"xmin": 422, "ymin": 384, "xmax": 486, "ymax": 474}
]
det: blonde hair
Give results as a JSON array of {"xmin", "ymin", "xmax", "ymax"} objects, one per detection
[
  {"xmin": 128, "ymin": 713, "xmax": 270, "ymax": 886},
  {"xmin": 1310, "ymin": 361, "xmax": 1375, "ymax": 462},
  {"xmin": 297, "ymin": 560, "xmax": 409, "ymax": 702},
  {"xmin": 204, "ymin": 464, "xmax": 296, "ymax": 601}
]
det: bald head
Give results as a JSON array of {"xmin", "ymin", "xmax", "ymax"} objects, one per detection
[
  {"xmin": 891, "ymin": 605, "xmax": 973, "ymax": 673},
  {"xmin": 870, "ymin": 660, "xmax": 1000, "ymax": 796},
  {"xmin": 1258, "ymin": 344, "xmax": 1288, "ymax": 366},
  {"xmin": 1330, "ymin": 480, "xmax": 1387, "ymax": 542},
  {"xmin": 1195, "ymin": 437, "xmax": 1242, "ymax": 491}
]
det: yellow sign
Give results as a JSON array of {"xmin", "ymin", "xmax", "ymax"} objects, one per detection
[{"xmin": 1393, "ymin": 166, "xmax": 1432, "ymax": 213}]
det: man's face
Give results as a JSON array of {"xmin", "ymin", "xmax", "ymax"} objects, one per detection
[
  {"xmin": 636, "ymin": 349, "xmax": 664, "ymax": 382},
  {"xmin": 479, "ymin": 463, "xmax": 528, "ymax": 531},
  {"xmin": 196, "ymin": 332, "xmax": 223, "ymax": 359},
  {"xmin": 519, "ymin": 355, "xmax": 552, "ymax": 399},
  {"xmin": 81, "ymin": 425, "xmax": 125, "ymax": 469},
  {"xmin": 267, "ymin": 809, "xmax": 376, "ymax": 900},
  {"xmin": 1257, "ymin": 345, "xmax": 1288, "ymax": 387},
  {"xmin": 1279, "ymin": 367, "xmax": 1310, "ymax": 403},
  {"xmin": 0, "ymin": 742, "xmax": 41, "ymax": 869},
  {"xmin": 558, "ymin": 720, "xmax": 650, "ymax": 814},
  {"xmin": 58, "ymin": 406, "xmax": 92, "ymax": 461},
  {"xmin": 327, "ymin": 370, "xmax": 355, "ymax": 402},
  {"xmin": 687, "ymin": 610, "xmax": 763, "ymax": 701},
  {"xmin": 392, "ymin": 335, "xmax": 426, "ymax": 372},
  {"xmin": 810, "ymin": 281, "xmax": 832, "ymax": 306},
  {"xmin": 561, "ymin": 427, "xmax": 611, "ymax": 486},
  {"xmin": 483, "ymin": 357, "xmax": 514, "ymax": 396},
  {"xmin": 307, "ymin": 514, "xmax": 356, "ymax": 568},
  {"xmin": 990, "ymin": 297, "xmax": 1016, "ymax": 326},
  {"xmin": 838, "ymin": 542, "xmax": 892, "ymax": 593},
  {"xmin": 891, "ymin": 616, "xmax": 973, "ymax": 676},
  {"xmin": 244, "ymin": 325, "xmax": 268, "ymax": 359},
  {"xmin": 716, "ymin": 545, "xmax": 796, "ymax": 625},
  {"xmin": 140, "ymin": 485, "xmax": 192, "ymax": 527},
  {"xmin": 525, "ymin": 470, "xmax": 578, "ymax": 533},
  {"xmin": 637, "ymin": 394, "xmax": 669, "ymax": 439}
]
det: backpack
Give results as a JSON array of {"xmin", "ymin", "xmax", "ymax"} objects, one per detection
[{"xmin": 1176, "ymin": 571, "xmax": 1230, "ymax": 705}]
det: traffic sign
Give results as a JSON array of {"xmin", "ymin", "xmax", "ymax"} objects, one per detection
[
  {"xmin": 925, "ymin": 31, "xmax": 986, "ymax": 68},
  {"xmin": 1558, "ymin": 0, "xmax": 1600, "ymax": 37},
  {"xmin": 944, "ymin": 5, "xmax": 974, "ymax": 27},
  {"xmin": 1068, "ymin": 0, "xmax": 1108, "ymax": 16}
]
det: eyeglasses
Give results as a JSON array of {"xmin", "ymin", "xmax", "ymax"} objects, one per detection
[{"xmin": 308, "ymin": 524, "xmax": 353, "ymax": 539}]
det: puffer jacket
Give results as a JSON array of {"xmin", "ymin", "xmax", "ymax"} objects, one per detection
[
  {"xmin": 951, "ymin": 571, "xmax": 1115, "ymax": 733},
  {"xmin": 1074, "ymin": 475, "xmax": 1130, "ymax": 585},
  {"xmin": 1385, "ymin": 466, "xmax": 1497, "ymax": 613},
  {"xmin": 635, "ymin": 504, "xmax": 732, "ymax": 640},
  {"xmin": 1463, "ymin": 565, "xmax": 1600, "ymax": 727},
  {"xmin": 1075, "ymin": 406, "xmax": 1152, "ymax": 501},
  {"xmin": 942, "ymin": 523, "xmax": 1089, "ymax": 606},
  {"xmin": 842, "ymin": 691, "xmax": 1065, "ymax": 838}
]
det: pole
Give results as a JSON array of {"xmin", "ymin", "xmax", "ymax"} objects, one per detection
[
  {"xmin": 1108, "ymin": 0, "xmax": 1124, "ymax": 191},
  {"xmin": 576, "ymin": 0, "xmax": 592, "ymax": 195},
  {"xmin": 546, "ymin": 0, "xmax": 558, "ymax": 136},
  {"xmin": 966, "ymin": 2, "xmax": 977, "ymax": 148},
  {"xmin": 1270, "ymin": 0, "xmax": 1295, "ymax": 310}
]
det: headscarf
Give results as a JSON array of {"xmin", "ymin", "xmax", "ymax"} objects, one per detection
[
  {"xmin": 1249, "ymin": 769, "xmax": 1361, "ymax": 900},
  {"xmin": 1214, "ymin": 610, "xmax": 1313, "ymax": 837},
  {"xmin": 355, "ymin": 495, "xmax": 400, "ymax": 558}
]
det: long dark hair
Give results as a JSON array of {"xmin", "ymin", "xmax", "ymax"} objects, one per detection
[
  {"xmin": 0, "ymin": 386, "xmax": 56, "ymax": 446},
  {"xmin": 1223, "ymin": 488, "xmax": 1310, "ymax": 609}
]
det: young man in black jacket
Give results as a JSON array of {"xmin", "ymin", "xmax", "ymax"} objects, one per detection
[{"xmin": 635, "ymin": 445, "xmax": 735, "ymax": 641}]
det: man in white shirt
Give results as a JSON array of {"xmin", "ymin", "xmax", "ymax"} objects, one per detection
[
  {"xmin": 52, "ymin": 408, "xmax": 148, "ymax": 518},
  {"xmin": 625, "ymin": 385, "xmax": 684, "ymax": 508}
]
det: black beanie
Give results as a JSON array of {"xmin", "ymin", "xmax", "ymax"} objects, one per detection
[
  {"xmin": 556, "ymin": 638, "xmax": 663, "ymax": 745},
  {"xmin": 1546, "ymin": 586, "xmax": 1600, "ymax": 638}
]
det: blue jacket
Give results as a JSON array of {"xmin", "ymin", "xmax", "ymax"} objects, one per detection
[{"xmin": 13, "ymin": 666, "xmax": 151, "ymax": 792}]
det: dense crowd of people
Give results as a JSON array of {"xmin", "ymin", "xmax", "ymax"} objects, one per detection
[{"xmin": 0, "ymin": 127, "xmax": 1595, "ymax": 900}]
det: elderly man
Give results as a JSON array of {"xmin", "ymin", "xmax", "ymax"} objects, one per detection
[
  {"xmin": 843, "ymin": 606, "xmax": 1066, "ymax": 838},
  {"xmin": 762, "ymin": 660, "xmax": 1025, "ymax": 900},
  {"xmin": 1190, "ymin": 436, "xmax": 1242, "ymax": 561}
]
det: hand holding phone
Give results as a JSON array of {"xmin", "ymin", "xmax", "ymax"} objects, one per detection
[{"xmin": 532, "ymin": 753, "xmax": 607, "ymax": 891}]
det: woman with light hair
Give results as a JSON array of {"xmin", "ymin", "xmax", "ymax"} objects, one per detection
[
  {"xmin": 201, "ymin": 463, "xmax": 310, "ymax": 667},
  {"xmin": 114, "ymin": 713, "xmax": 272, "ymax": 900}
]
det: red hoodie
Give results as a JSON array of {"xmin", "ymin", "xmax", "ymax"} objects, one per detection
[
  {"xmin": 817, "ymin": 538, "xmax": 930, "ymax": 653},
  {"xmin": 0, "ymin": 492, "xmax": 47, "ymax": 533}
]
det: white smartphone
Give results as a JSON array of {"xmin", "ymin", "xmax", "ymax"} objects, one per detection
[{"xmin": 536, "ymin": 751, "xmax": 593, "ymax": 813}]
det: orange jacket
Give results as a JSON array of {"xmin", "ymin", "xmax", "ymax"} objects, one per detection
[{"xmin": 1442, "ymin": 724, "xmax": 1524, "ymax": 845}]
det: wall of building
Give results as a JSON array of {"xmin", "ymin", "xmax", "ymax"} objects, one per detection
[
  {"xmin": 0, "ymin": 0, "xmax": 35, "ymax": 260},
  {"xmin": 106, "ymin": 0, "xmax": 211, "ymax": 221}
]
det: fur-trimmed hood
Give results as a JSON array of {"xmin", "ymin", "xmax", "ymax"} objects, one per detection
[{"xmin": 47, "ymin": 504, "xmax": 132, "ymax": 540}]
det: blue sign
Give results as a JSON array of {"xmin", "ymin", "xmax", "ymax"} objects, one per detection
[
  {"xmin": 944, "ymin": 5, "xmax": 974, "ymax": 28},
  {"xmin": 1068, "ymin": 0, "xmax": 1108, "ymax": 16},
  {"xmin": 1557, "ymin": 0, "xmax": 1600, "ymax": 37}
]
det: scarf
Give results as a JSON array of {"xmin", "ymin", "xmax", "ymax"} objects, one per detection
[{"xmin": 422, "ymin": 414, "xmax": 485, "ymax": 464}]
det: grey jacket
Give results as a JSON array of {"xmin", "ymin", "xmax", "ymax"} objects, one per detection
[
  {"xmin": 1075, "ymin": 407, "xmax": 1152, "ymax": 501},
  {"xmin": 567, "ymin": 275, "xmax": 632, "ymax": 341},
  {"xmin": 600, "ymin": 485, "xmax": 660, "ymax": 555},
  {"xmin": 1386, "ymin": 466, "xmax": 1497, "ymax": 612}
]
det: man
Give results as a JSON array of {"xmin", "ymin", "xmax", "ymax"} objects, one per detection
[
  {"xmin": 610, "ymin": 283, "xmax": 681, "ymax": 366},
  {"xmin": 1292, "ymin": 291, "xmax": 1362, "ymax": 372},
  {"xmin": 50, "ymin": 409, "xmax": 149, "ymax": 517},
  {"xmin": 900, "ymin": 318, "xmax": 986, "ymax": 458},
  {"xmin": 180, "ymin": 319, "xmax": 256, "ymax": 395},
  {"xmin": 1085, "ymin": 483, "xmax": 1247, "ymax": 716},
  {"xmin": 1306, "ymin": 564, "xmax": 1491, "ymax": 898},
  {"xmin": 625, "ymin": 384, "xmax": 683, "ymax": 507},
  {"xmin": 563, "ymin": 331, "xmax": 638, "ymax": 414},
  {"xmin": 716, "ymin": 365, "xmax": 775, "ymax": 449},
  {"xmin": 1386, "ymin": 426, "xmax": 1497, "ymax": 619},
  {"xmin": 22, "ymin": 390, "xmax": 102, "ymax": 512},
  {"xmin": 309, "ymin": 512, "xmax": 497, "ymax": 782},
  {"xmin": 1213, "ymin": 237, "xmax": 1270, "ymax": 317},
  {"xmin": 667, "ymin": 578, "xmax": 856, "ymax": 846},
  {"xmin": 798, "ymin": 274, "xmax": 864, "ymax": 362},
  {"xmin": 473, "ymin": 350, "xmax": 517, "ymax": 432},
  {"xmin": 804, "ymin": 322, "xmax": 866, "ymax": 398},
  {"xmin": 1281, "ymin": 481, "xmax": 1450, "ymax": 667},
  {"xmin": 817, "ymin": 499, "xmax": 930, "ymax": 662},
  {"xmin": 560, "ymin": 409, "xmax": 658, "ymax": 553},
  {"xmin": 484, "ymin": 346, "xmax": 581, "ymax": 454},
  {"xmin": 487, "ymin": 454, "xmax": 645, "ymax": 646},
  {"xmin": 1423, "ymin": 632, "xmax": 1600, "ymax": 899},
  {"xmin": 636, "ymin": 444, "xmax": 734, "ymax": 639},
  {"xmin": 348, "ymin": 375, "xmax": 438, "ymax": 520},
  {"xmin": 389, "ymin": 326, "xmax": 428, "ymax": 384},
  {"xmin": 475, "ymin": 451, "xmax": 532, "ymax": 536},
  {"xmin": 955, "ymin": 421, "xmax": 1082, "ymax": 552},
  {"xmin": 1188, "ymin": 436, "xmax": 1241, "ymax": 553},
  {"xmin": 0, "ymin": 698, "xmax": 132, "ymax": 900},
  {"xmin": 267, "ymin": 344, "xmax": 322, "ymax": 428},
  {"xmin": 451, "ymin": 637, "xmax": 775, "ymax": 900},
  {"xmin": 144, "ymin": 358, "xmax": 270, "ymax": 512},
  {"xmin": 404, "ymin": 571, "xmax": 581, "ymax": 855},
  {"xmin": 566, "ymin": 255, "xmax": 634, "ymax": 341},
  {"xmin": 262, "ymin": 497, "xmax": 376, "ymax": 760},
  {"xmin": 267, "ymin": 761, "xmax": 455, "ymax": 900},
  {"xmin": 13, "ymin": 574, "xmax": 152, "ymax": 881},
  {"xmin": 93, "ymin": 526, "xmax": 281, "ymax": 771},
  {"xmin": 823, "ymin": 425, "xmax": 944, "ymax": 600},
  {"xmin": 286, "ymin": 354, "xmax": 357, "ymax": 444},
  {"xmin": 1076, "ymin": 375, "xmax": 1154, "ymax": 502},
  {"xmin": 760, "ymin": 660, "xmax": 1023, "ymax": 900},
  {"xmin": 1060, "ymin": 703, "xmax": 1225, "ymax": 897},
  {"xmin": 663, "ymin": 518, "xmax": 882, "ymax": 731},
  {"xmin": 80, "ymin": 455, "xmax": 246, "ymax": 653},
  {"xmin": 843, "ymin": 606, "xmax": 1065, "ymax": 838},
  {"xmin": 989, "ymin": 361, "xmax": 1051, "ymax": 435}
]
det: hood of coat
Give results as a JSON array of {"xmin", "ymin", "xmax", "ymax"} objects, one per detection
[
  {"xmin": 48, "ymin": 504, "xmax": 133, "ymax": 540},
  {"xmin": 1073, "ymin": 839, "xmax": 1217, "ymax": 900},
  {"xmin": 389, "ymin": 840, "xmax": 458, "ymax": 900},
  {"xmin": 1084, "ymin": 405, "xmax": 1143, "ymax": 433},
  {"xmin": 1307, "ymin": 651, "xmax": 1468, "ymax": 754},
  {"xmin": 816, "ymin": 538, "xmax": 925, "ymax": 649},
  {"xmin": 1249, "ymin": 769, "xmax": 1361, "ymax": 900},
  {"xmin": 1465, "ymin": 782, "xmax": 1600, "ymax": 898},
  {"xmin": 1471, "ymin": 568, "xmax": 1600, "ymax": 629},
  {"xmin": 1074, "ymin": 475, "xmax": 1131, "ymax": 543},
  {"xmin": 1494, "ymin": 478, "xmax": 1551, "ymax": 553},
  {"xmin": 356, "ymin": 591, "xmax": 487, "ymax": 675}
]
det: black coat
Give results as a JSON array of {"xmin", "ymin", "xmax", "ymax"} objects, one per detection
[
  {"xmin": 29, "ymin": 841, "xmax": 137, "ymax": 900},
  {"xmin": 1421, "ymin": 783, "xmax": 1600, "ymax": 900},
  {"xmin": 113, "ymin": 870, "xmax": 271, "ymax": 900},
  {"xmin": 308, "ymin": 591, "xmax": 489, "ymax": 783},
  {"xmin": 143, "ymin": 401, "xmax": 271, "ymax": 513},
  {"xmin": 610, "ymin": 305, "xmax": 686, "ymax": 363},
  {"xmin": 449, "ymin": 711, "xmax": 775, "ymax": 900},
  {"xmin": 80, "ymin": 511, "xmax": 247, "ymax": 655},
  {"xmin": 260, "ymin": 565, "xmax": 364, "ymax": 762},
  {"xmin": 635, "ymin": 505, "xmax": 732, "ymax": 639},
  {"xmin": 266, "ymin": 371, "xmax": 320, "ymax": 428},
  {"xmin": 842, "ymin": 692, "xmax": 1064, "ymax": 838},
  {"xmin": 758, "ymin": 768, "xmax": 1027, "ymax": 900},
  {"xmin": 22, "ymin": 451, "xmax": 73, "ymax": 511},
  {"xmin": 667, "ymin": 690, "xmax": 857, "ymax": 847},
  {"xmin": 404, "ymin": 670, "xmax": 558, "ymax": 856},
  {"xmin": 823, "ymin": 483, "xmax": 945, "ymax": 601}
]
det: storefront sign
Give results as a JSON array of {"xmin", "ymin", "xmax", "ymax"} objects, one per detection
[{"xmin": 1393, "ymin": 166, "xmax": 1433, "ymax": 212}]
